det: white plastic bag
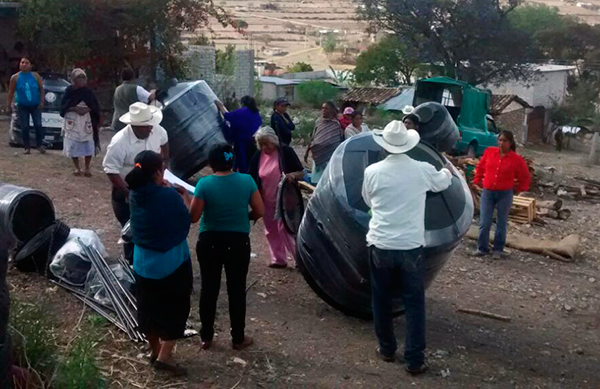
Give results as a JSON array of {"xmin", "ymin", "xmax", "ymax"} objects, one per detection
[{"xmin": 49, "ymin": 229, "xmax": 107, "ymax": 286}]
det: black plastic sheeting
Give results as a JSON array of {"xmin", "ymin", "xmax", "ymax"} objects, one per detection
[
  {"xmin": 296, "ymin": 133, "xmax": 474, "ymax": 318},
  {"xmin": 414, "ymin": 102, "xmax": 459, "ymax": 153},
  {"xmin": 0, "ymin": 183, "xmax": 55, "ymax": 246},
  {"xmin": 280, "ymin": 180, "xmax": 305, "ymax": 235},
  {"xmin": 159, "ymin": 81, "xmax": 227, "ymax": 179},
  {"xmin": 14, "ymin": 221, "xmax": 70, "ymax": 274}
]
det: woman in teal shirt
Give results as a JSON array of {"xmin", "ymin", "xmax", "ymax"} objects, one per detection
[
  {"xmin": 190, "ymin": 143, "xmax": 264, "ymax": 351},
  {"xmin": 126, "ymin": 151, "xmax": 191, "ymax": 376}
]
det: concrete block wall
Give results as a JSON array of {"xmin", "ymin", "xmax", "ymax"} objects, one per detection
[
  {"xmin": 185, "ymin": 45, "xmax": 216, "ymax": 87},
  {"xmin": 234, "ymin": 50, "xmax": 255, "ymax": 99}
]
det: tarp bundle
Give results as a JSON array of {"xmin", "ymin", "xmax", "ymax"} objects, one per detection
[{"xmin": 296, "ymin": 133, "xmax": 474, "ymax": 318}]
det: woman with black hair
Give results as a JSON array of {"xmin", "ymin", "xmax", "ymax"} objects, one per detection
[
  {"xmin": 126, "ymin": 150, "xmax": 192, "ymax": 376},
  {"xmin": 403, "ymin": 113, "xmax": 421, "ymax": 132},
  {"xmin": 215, "ymin": 95, "xmax": 262, "ymax": 173},
  {"xmin": 473, "ymin": 130, "xmax": 531, "ymax": 259},
  {"xmin": 190, "ymin": 144, "xmax": 264, "ymax": 351}
]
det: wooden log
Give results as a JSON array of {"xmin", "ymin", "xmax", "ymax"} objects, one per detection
[
  {"xmin": 457, "ymin": 308, "xmax": 512, "ymax": 322},
  {"xmin": 536, "ymin": 199, "xmax": 563, "ymax": 211},
  {"xmin": 558, "ymin": 209, "xmax": 572, "ymax": 220},
  {"xmin": 580, "ymin": 185, "xmax": 587, "ymax": 197},
  {"xmin": 538, "ymin": 208, "xmax": 559, "ymax": 219}
]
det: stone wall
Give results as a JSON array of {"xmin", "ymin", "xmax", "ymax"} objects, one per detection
[
  {"xmin": 184, "ymin": 46, "xmax": 255, "ymax": 101},
  {"xmin": 496, "ymin": 108, "xmax": 527, "ymax": 144}
]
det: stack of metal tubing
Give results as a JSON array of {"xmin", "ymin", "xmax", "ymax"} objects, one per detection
[{"xmin": 53, "ymin": 238, "xmax": 144, "ymax": 342}]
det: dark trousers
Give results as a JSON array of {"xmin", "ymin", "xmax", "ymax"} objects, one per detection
[
  {"xmin": 369, "ymin": 246, "xmax": 426, "ymax": 368},
  {"xmin": 111, "ymin": 187, "xmax": 133, "ymax": 263},
  {"xmin": 478, "ymin": 189, "xmax": 513, "ymax": 254},
  {"xmin": 17, "ymin": 105, "xmax": 44, "ymax": 149},
  {"xmin": 197, "ymin": 231, "xmax": 250, "ymax": 345}
]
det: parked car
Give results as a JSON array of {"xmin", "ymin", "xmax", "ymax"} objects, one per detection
[
  {"xmin": 10, "ymin": 73, "xmax": 70, "ymax": 149},
  {"xmin": 413, "ymin": 77, "xmax": 498, "ymax": 156}
]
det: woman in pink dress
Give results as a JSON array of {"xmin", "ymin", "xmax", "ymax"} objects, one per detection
[{"xmin": 249, "ymin": 126, "xmax": 304, "ymax": 268}]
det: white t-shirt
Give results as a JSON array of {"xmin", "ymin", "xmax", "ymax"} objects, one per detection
[
  {"xmin": 136, "ymin": 86, "xmax": 151, "ymax": 103},
  {"xmin": 102, "ymin": 124, "xmax": 168, "ymax": 179},
  {"xmin": 362, "ymin": 153, "xmax": 452, "ymax": 250}
]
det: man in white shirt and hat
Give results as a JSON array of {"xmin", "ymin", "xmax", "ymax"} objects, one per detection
[
  {"xmin": 103, "ymin": 102, "xmax": 169, "ymax": 262},
  {"xmin": 362, "ymin": 120, "xmax": 453, "ymax": 375}
]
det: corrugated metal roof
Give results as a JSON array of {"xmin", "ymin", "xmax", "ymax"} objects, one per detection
[
  {"xmin": 258, "ymin": 76, "xmax": 300, "ymax": 86},
  {"xmin": 342, "ymin": 87, "xmax": 401, "ymax": 104},
  {"xmin": 491, "ymin": 94, "xmax": 532, "ymax": 114}
]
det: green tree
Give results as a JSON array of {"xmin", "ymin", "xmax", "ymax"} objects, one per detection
[
  {"xmin": 357, "ymin": 0, "xmax": 534, "ymax": 85},
  {"xmin": 354, "ymin": 35, "xmax": 421, "ymax": 86},
  {"xmin": 322, "ymin": 33, "xmax": 337, "ymax": 53},
  {"xmin": 216, "ymin": 44, "xmax": 236, "ymax": 75},
  {"xmin": 16, "ymin": 0, "xmax": 229, "ymax": 80},
  {"xmin": 508, "ymin": 4, "xmax": 566, "ymax": 37},
  {"xmin": 286, "ymin": 62, "xmax": 314, "ymax": 73},
  {"xmin": 296, "ymin": 81, "xmax": 340, "ymax": 108}
]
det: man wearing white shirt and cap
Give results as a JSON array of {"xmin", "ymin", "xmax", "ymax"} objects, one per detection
[
  {"xmin": 362, "ymin": 120, "xmax": 452, "ymax": 375},
  {"xmin": 103, "ymin": 102, "xmax": 169, "ymax": 261}
]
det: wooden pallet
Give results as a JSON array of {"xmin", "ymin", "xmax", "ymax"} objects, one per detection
[{"xmin": 509, "ymin": 196, "xmax": 536, "ymax": 224}]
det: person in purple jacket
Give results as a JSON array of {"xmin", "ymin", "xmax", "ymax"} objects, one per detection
[{"xmin": 215, "ymin": 96, "xmax": 262, "ymax": 173}]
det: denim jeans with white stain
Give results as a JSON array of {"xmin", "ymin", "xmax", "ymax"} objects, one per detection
[{"xmin": 478, "ymin": 189, "xmax": 513, "ymax": 253}]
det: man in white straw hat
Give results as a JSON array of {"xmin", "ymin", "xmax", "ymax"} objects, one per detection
[
  {"xmin": 103, "ymin": 102, "xmax": 169, "ymax": 262},
  {"xmin": 362, "ymin": 120, "xmax": 453, "ymax": 375}
]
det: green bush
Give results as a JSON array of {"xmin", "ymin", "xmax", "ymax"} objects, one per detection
[
  {"xmin": 55, "ymin": 337, "xmax": 106, "ymax": 389},
  {"xmin": 296, "ymin": 81, "xmax": 340, "ymax": 109},
  {"xmin": 9, "ymin": 298, "xmax": 106, "ymax": 388},
  {"xmin": 364, "ymin": 109, "xmax": 405, "ymax": 130},
  {"xmin": 9, "ymin": 300, "xmax": 58, "ymax": 378}
]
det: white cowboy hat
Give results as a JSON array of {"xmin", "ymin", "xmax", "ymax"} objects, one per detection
[
  {"xmin": 372, "ymin": 120, "xmax": 420, "ymax": 154},
  {"xmin": 119, "ymin": 102, "xmax": 163, "ymax": 126},
  {"xmin": 402, "ymin": 105, "xmax": 415, "ymax": 115}
]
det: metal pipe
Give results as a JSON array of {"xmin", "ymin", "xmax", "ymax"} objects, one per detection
[
  {"xmin": 77, "ymin": 240, "xmax": 138, "ymax": 339},
  {"xmin": 80, "ymin": 242, "xmax": 145, "ymax": 342},
  {"xmin": 89, "ymin": 246, "xmax": 138, "ymax": 310}
]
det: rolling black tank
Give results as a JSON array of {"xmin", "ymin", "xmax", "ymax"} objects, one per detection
[
  {"xmin": 160, "ymin": 81, "xmax": 227, "ymax": 179},
  {"xmin": 296, "ymin": 133, "xmax": 473, "ymax": 318},
  {"xmin": 414, "ymin": 102, "xmax": 459, "ymax": 153}
]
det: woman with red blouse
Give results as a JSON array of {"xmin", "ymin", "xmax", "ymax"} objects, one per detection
[{"xmin": 473, "ymin": 130, "xmax": 531, "ymax": 259}]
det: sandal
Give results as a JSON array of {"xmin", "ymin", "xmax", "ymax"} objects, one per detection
[
  {"xmin": 375, "ymin": 347, "xmax": 395, "ymax": 363},
  {"xmin": 84, "ymin": 171, "xmax": 92, "ymax": 177},
  {"xmin": 268, "ymin": 263, "xmax": 287, "ymax": 269},
  {"xmin": 23, "ymin": 149, "xmax": 31, "ymax": 155},
  {"xmin": 73, "ymin": 171, "xmax": 82, "ymax": 176},
  {"xmin": 153, "ymin": 361, "xmax": 187, "ymax": 377},
  {"xmin": 201, "ymin": 340, "xmax": 213, "ymax": 350},
  {"xmin": 38, "ymin": 146, "xmax": 46, "ymax": 154},
  {"xmin": 405, "ymin": 363, "xmax": 429, "ymax": 375},
  {"xmin": 232, "ymin": 336, "xmax": 253, "ymax": 351}
]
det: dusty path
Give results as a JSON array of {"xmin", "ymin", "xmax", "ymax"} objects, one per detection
[{"xmin": 2, "ymin": 120, "xmax": 600, "ymax": 388}]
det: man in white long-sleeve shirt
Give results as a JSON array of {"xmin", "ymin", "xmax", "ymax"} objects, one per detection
[{"xmin": 362, "ymin": 120, "xmax": 452, "ymax": 375}]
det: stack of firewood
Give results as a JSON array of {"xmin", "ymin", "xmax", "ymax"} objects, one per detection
[
  {"xmin": 549, "ymin": 177, "xmax": 600, "ymax": 202},
  {"xmin": 536, "ymin": 199, "xmax": 572, "ymax": 220}
]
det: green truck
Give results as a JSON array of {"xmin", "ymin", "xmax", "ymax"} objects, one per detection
[{"xmin": 413, "ymin": 77, "xmax": 499, "ymax": 156}]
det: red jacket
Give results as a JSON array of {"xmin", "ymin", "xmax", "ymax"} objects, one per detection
[{"xmin": 473, "ymin": 147, "xmax": 531, "ymax": 192}]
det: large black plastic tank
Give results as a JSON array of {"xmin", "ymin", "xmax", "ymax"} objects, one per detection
[
  {"xmin": 296, "ymin": 133, "xmax": 473, "ymax": 318},
  {"xmin": 159, "ymin": 81, "xmax": 227, "ymax": 179},
  {"xmin": 414, "ymin": 102, "xmax": 459, "ymax": 153}
]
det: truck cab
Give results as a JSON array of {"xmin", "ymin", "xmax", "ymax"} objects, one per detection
[{"xmin": 413, "ymin": 77, "xmax": 498, "ymax": 156}]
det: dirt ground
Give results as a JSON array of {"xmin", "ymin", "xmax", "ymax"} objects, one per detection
[{"xmin": 2, "ymin": 116, "xmax": 600, "ymax": 388}]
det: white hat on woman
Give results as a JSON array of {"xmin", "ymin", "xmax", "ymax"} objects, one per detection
[
  {"xmin": 119, "ymin": 102, "xmax": 163, "ymax": 126},
  {"xmin": 372, "ymin": 120, "xmax": 420, "ymax": 154}
]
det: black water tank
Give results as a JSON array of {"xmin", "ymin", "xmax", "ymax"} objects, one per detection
[
  {"xmin": 296, "ymin": 133, "xmax": 473, "ymax": 318},
  {"xmin": 0, "ymin": 184, "xmax": 55, "ymax": 246},
  {"xmin": 160, "ymin": 81, "xmax": 227, "ymax": 179},
  {"xmin": 414, "ymin": 102, "xmax": 459, "ymax": 153}
]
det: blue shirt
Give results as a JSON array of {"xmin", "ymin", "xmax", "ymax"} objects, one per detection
[
  {"xmin": 194, "ymin": 173, "xmax": 258, "ymax": 234},
  {"xmin": 133, "ymin": 240, "xmax": 190, "ymax": 280},
  {"xmin": 223, "ymin": 107, "xmax": 262, "ymax": 173},
  {"xmin": 16, "ymin": 72, "xmax": 41, "ymax": 107}
]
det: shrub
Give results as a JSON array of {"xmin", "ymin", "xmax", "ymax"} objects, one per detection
[
  {"xmin": 55, "ymin": 337, "xmax": 105, "ymax": 389},
  {"xmin": 296, "ymin": 81, "xmax": 340, "ymax": 109}
]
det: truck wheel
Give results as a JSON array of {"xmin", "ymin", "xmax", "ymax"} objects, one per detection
[{"xmin": 467, "ymin": 144, "xmax": 477, "ymax": 157}]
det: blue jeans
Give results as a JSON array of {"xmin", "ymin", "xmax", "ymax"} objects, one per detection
[
  {"xmin": 17, "ymin": 105, "xmax": 44, "ymax": 149},
  {"xmin": 368, "ymin": 246, "xmax": 425, "ymax": 368},
  {"xmin": 478, "ymin": 189, "xmax": 513, "ymax": 253}
]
